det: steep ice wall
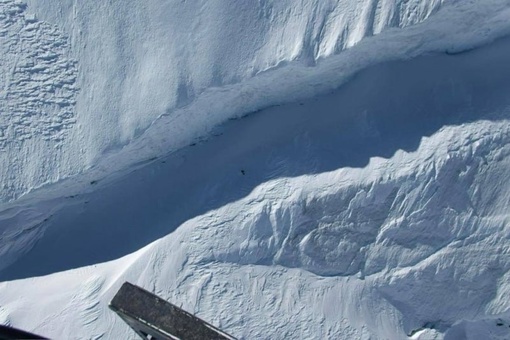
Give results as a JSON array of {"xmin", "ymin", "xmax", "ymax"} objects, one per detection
[{"xmin": 2, "ymin": 0, "xmax": 510, "ymax": 203}]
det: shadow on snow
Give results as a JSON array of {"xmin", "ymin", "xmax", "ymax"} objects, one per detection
[{"xmin": 2, "ymin": 36, "xmax": 510, "ymax": 280}]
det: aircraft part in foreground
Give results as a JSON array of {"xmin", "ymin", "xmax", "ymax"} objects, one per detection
[{"xmin": 110, "ymin": 282, "xmax": 237, "ymax": 340}]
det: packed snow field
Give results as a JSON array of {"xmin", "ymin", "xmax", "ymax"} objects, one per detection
[{"xmin": 1, "ymin": 0, "xmax": 510, "ymax": 339}]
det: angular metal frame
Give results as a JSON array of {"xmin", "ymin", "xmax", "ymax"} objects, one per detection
[{"xmin": 109, "ymin": 282, "xmax": 236, "ymax": 340}]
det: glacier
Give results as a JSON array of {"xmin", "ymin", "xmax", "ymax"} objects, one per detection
[{"xmin": 1, "ymin": 0, "xmax": 510, "ymax": 339}]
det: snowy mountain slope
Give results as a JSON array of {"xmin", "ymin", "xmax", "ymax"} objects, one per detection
[
  {"xmin": 1, "ymin": 0, "xmax": 510, "ymax": 277},
  {"xmin": 1, "ymin": 0, "xmax": 510, "ymax": 205},
  {"xmin": 1, "ymin": 112, "xmax": 509, "ymax": 339},
  {"xmin": 3, "ymin": 30, "xmax": 510, "ymax": 280},
  {"xmin": 1, "ymin": 1, "xmax": 510, "ymax": 339},
  {"xmin": 1, "ymin": 30, "xmax": 510, "ymax": 339}
]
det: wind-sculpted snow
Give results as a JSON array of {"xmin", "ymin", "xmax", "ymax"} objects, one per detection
[
  {"xmin": 174, "ymin": 121, "xmax": 510, "ymax": 339},
  {"xmin": 1, "ymin": 33, "xmax": 510, "ymax": 338},
  {"xmin": 0, "ymin": 118, "xmax": 508, "ymax": 339},
  {"xmin": 1, "ymin": 1, "xmax": 510, "ymax": 339},
  {"xmin": 1, "ymin": 0, "xmax": 509, "ymax": 202},
  {"xmin": 0, "ymin": 0, "xmax": 77, "ymax": 148},
  {"xmin": 0, "ymin": 0, "xmax": 78, "ymax": 202}
]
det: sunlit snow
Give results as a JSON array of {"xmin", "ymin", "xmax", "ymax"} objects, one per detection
[{"xmin": 1, "ymin": 1, "xmax": 510, "ymax": 339}]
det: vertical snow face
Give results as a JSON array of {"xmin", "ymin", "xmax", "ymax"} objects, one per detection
[
  {"xmin": 2, "ymin": 0, "xmax": 510, "ymax": 205},
  {"xmin": 0, "ymin": 0, "xmax": 451, "ymax": 203},
  {"xmin": 23, "ymin": 0, "xmax": 445, "ymax": 146}
]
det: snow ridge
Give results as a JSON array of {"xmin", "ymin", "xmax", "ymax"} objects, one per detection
[
  {"xmin": 1, "ymin": 118, "xmax": 508, "ymax": 339},
  {"xmin": 1, "ymin": 32, "xmax": 510, "ymax": 338},
  {"xmin": 1, "ymin": 1, "xmax": 510, "ymax": 339}
]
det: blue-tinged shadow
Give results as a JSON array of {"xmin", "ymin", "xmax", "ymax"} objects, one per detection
[{"xmin": 2, "ymin": 36, "xmax": 510, "ymax": 280}]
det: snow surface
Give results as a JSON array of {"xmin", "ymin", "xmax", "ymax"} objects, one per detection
[
  {"xmin": 1, "ymin": 0, "xmax": 510, "ymax": 339},
  {"xmin": 1, "ymin": 0, "xmax": 510, "ymax": 203}
]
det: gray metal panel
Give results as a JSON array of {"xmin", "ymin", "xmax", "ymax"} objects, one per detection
[{"xmin": 109, "ymin": 282, "xmax": 236, "ymax": 340}]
